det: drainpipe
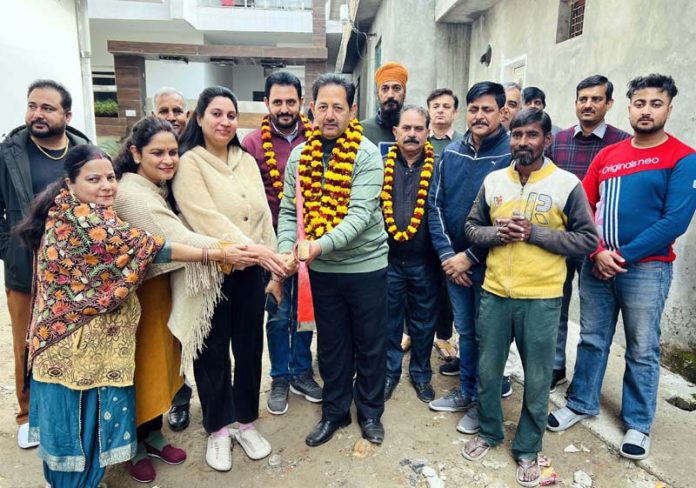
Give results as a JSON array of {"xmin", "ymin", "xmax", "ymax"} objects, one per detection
[{"xmin": 75, "ymin": 0, "xmax": 96, "ymax": 141}]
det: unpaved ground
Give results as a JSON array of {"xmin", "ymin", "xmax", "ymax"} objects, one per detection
[{"xmin": 0, "ymin": 275, "xmax": 663, "ymax": 487}]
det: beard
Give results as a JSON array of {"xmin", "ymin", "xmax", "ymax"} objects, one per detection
[
  {"xmin": 513, "ymin": 148, "xmax": 536, "ymax": 166},
  {"xmin": 380, "ymin": 99, "xmax": 403, "ymax": 128},
  {"xmin": 271, "ymin": 112, "xmax": 299, "ymax": 130},
  {"xmin": 29, "ymin": 120, "xmax": 66, "ymax": 139},
  {"xmin": 631, "ymin": 119, "xmax": 666, "ymax": 135}
]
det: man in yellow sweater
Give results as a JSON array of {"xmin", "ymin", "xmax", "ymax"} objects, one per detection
[{"xmin": 460, "ymin": 108, "xmax": 597, "ymax": 486}]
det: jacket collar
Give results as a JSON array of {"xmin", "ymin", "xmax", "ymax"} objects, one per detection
[{"xmin": 462, "ymin": 125, "xmax": 507, "ymax": 152}]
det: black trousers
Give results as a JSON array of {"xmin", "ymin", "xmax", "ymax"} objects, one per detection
[
  {"xmin": 137, "ymin": 415, "xmax": 163, "ymax": 442},
  {"xmin": 193, "ymin": 266, "xmax": 265, "ymax": 432},
  {"xmin": 310, "ymin": 267, "xmax": 388, "ymax": 422}
]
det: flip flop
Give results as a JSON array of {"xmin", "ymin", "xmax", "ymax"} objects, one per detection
[
  {"xmin": 547, "ymin": 406, "xmax": 588, "ymax": 432},
  {"xmin": 516, "ymin": 456, "xmax": 541, "ymax": 487},
  {"xmin": 461, "ymin": 436, "xmax": 491, "ymax": 461},
  {"xmin": 620, "ymin": 429, "xmax": 650, "ymax": 460}
]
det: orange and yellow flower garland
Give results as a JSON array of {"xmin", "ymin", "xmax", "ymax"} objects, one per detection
[
  {"xmin": 298, "ymin": 119, "xmax": 363, "ymax": 240},
  {"xmin": 261, "ymin": 113, "xmax": 312, "ymax": 200},
  {"xmin": 381, "ymin": 141, "xmax": 435, "ymax": 241}
]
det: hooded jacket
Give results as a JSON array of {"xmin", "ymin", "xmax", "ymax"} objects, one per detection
[{"xmin": 0, "ymin": 125, "xmax": 89, "ymax": 292}]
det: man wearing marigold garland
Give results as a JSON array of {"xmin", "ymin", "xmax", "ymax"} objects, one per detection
[
  {"xmin": 277, "ymin": 73, "xmax": 389, "ymax": 447},
  {"xmin": 361, "ymin": 61, "xmax": 408, "ymax": 155},
  {"xmin": 427, "ymin": 81, "xmax": 512, "ymax": 434},
  {"xmin": 242, "ymin": 71, "xmax": 322, "ymax": 416},
  {"xmin": 381, "ymin": 105, "xmax": 440, "ymax": 404}
]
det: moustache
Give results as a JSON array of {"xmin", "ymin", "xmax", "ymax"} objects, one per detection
[
  {"xmin": 403, "ymin": 137, "xmax": 419, "ymax": 144},
  {"xmin": 472, "ymin": 121, "xmax": 489, "ymax": 127},
  {"xmin": 639, "ymin": 117, "xmax": 654, "ymax": 122},
  {"xmin": 582, "ymin": 109, "xmax": 595, "ymax": 114}
]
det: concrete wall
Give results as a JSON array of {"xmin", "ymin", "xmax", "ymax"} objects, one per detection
[
  {"xmin": 466, "ymin": 0, "xmax": 696, "ymax": 371},
  {"xmin": 0, "ymin": 0, "xmax": 87, "ymax": 136}
]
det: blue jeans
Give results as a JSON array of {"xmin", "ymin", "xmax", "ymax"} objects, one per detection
[
  {"xmin": 386, "ymin": 261, "xmax": 440, "ymax": 383},
  {"xmin": 447, "ymin": 265, "xmax": 485, "ymax": 398},
  {"xmin": 555, "ymin": 256, "xmax": 585, "ymax": 370},
  {"xmin": 568, "ymin": 259, "xmax": 672, "ymax": 434},
  {"xmin": 265, "ymin": 275, "xmax": 313, "ymax": 380}
]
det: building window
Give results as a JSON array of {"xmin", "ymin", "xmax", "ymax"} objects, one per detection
[{"xmin": 556, "ymin": 0, "xmax": 586, "ymax": 43}]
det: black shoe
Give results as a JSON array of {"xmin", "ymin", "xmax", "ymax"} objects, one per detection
[
  {"xmin": 305, "ymin": 417, "xmax": 351, "ymax": 447},
  {"xmin": 550, "ymin": 368, "xmax": 567, "ymax": 393},
  {"xmin": 411, "ymin": 381, "xmax": 435, "ymax": 403},
  {"xmin": 439, "ymin": 357, "xmax": 460, "ymax": 376},
  {"xmin": 168, "ymin": 403, "xmax": 190, "ymax": 432},
  {"xmin": 384, "ymin": 377, "xmax": 398, "ymax": 401},
  {"xmin": 359, "ymin": 418, "xmax": 384, "ymax": 445}
]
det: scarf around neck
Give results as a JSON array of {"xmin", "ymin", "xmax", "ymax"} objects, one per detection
[{"xmin": 28, "ymin": 189, "xmax": 164, "ymax": 362}]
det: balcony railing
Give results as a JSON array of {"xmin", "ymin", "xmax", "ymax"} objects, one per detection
[{"xmin": 198, "ymin": 0, "xmax": 309, "ymax": 9}]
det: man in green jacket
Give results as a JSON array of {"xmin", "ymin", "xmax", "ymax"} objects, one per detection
[
  {"xmin": 0, "ymin": 79, "xmax": 89, "ymax": 449},
  {"xmin": 360, "ymin": 62, "xmax": 408, "ymax": 155},
  {"xmin": 277, "ymin": 73, "xmax": 389, "ymax": 448}
]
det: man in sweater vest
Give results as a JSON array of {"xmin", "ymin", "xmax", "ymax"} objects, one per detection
[
  {"xmin": 242, "ymin": 71, "xmax": 322, "ymax": 417},
  {"xmin": 360, "ymin": 62, "xmax": 408, "ymax": 156},
  {"xmin": 548, "ymin": 74, "xmax": 696, "ymax": 461},
  {"xmin": 462, "ymin": 108, "xmax": 597, "ymax": 486},
  {"xmin": 546, "ymin": 75, "xmax": 629, "ymax": 392},
  {"xmin": 277, "ymin": 74, "xmax": 389, "ymax": 447}
]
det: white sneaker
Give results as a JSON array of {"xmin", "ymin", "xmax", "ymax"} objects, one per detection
[
  {"xmin": 18, "ymin": 423, "xmax": 39, "ymax": 449},
  {"xmin": 232, "ymin": 427, "xmax": 271, "ymax": 460},
  {"xmin": 206, "ymin": 434, "xmax": 232, "ymax": 472}
]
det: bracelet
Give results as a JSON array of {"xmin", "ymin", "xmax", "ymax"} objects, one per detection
[
  {"xmin": 222, "ymin": 249, "xmax": 228, "ymax": 267},
  {"xmin": 202, "ymin": 248, "xmax": 209, "ymax": 265}
]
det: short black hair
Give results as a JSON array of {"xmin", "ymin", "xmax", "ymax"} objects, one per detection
[
  {"xmin": 312, "ymin": 74, "xmax": 356, "ymax": 106},
  {"xmin": 576, "ymin": 75, "xmax": 614, "ymax": 101},
  {"xmin": 626, "ymin": 74, "xmax": 678, "ymax": 100},
  {"xmin": 264, "ymin": 71, "xmax": 303, "ymax": 100},
  {"xmin": 427, "ymin": 88, "xmax": 459, "ymax": 110},
  {"xmin": 465, "ymin": 82, "xmax": 505, "ymax": 109},
  {"xmin": 509, "ymin": 107, "xmax": 552, "ymax": 135},
  {"xmin": 522, "ymin": 86, "xmax": 546, "ymax": 107},
  {"xmin": 27, "ymin": 79, "xmax": 72, "ymax": 111}
]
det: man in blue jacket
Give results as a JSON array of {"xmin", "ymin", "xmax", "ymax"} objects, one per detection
[{"xmin": 427, "ymin": 82, "xmax": 511, "ymax": 434}]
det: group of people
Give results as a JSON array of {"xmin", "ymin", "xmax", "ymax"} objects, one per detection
[{"xmin": 0, "ymin": 60, "xmax": 694, "ymax": 488}]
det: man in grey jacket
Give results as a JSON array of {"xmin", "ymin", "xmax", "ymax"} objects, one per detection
[{"xmin": 0, "ymin": 79, "xmax": 89, "ymax": 449}]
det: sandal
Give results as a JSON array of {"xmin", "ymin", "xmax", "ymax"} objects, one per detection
[
  {"xmin": 461, "ymin": 436, "xmax": 491, "ymax": 461},
  {"xmin": 516, "ymin": 456, "xmax": 541, "ymax": 487},
  {"xmin": 547, "ymin": 406, "xmax": 588, "ymax": 432},
  {"xmin": 620, "ymin": 429, "xmax": 650, "ymax": 460},
  {"xmin": 434, "ymin": 338, "xmax": 457, "ymax": 360}
]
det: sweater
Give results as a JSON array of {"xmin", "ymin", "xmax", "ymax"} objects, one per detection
[
  {"xmin": 428, "ymin": 130, "xmax": 464, "ymax": 157},
  {"xmin": 465, "ymin": 159, "xmax": 598, "ymax": 299},
  {"xmin": 360, "ymin": 113, "xmax": 396, "ymax": 156},
  {"xmin": 582, "ymin": 134, "xmax": 696, "ymax": 263},
  {"xmin": 241, "ymin": 120, "xmax": 308, "ymax": 226},
  {"xmin": 173, "ymin": 145, "xmax": 276, "ymax": 249},
  {"xmin": 427, "ymin": 125, "xmax": 512, "ymax": 265},
  {"xmin": 114, "ymin": 172, "xmax": 225, "ymax": 372},
  {"xmin": 277, "ymin": 136, "xmax": 388, "ymax": 273},
  {"xmin": 547, "ymin": 123, "xmax": 629, "ymax": 180}
]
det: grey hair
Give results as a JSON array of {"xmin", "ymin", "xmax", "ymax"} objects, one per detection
[
  {"xmin": 152, "ymin": 86, "xmax": 185, "ymax": 112},
  {"xmin": 503, "ymin": 81, "xmax": 522, "ymax": 91},
  {"xmin": 398, "ymin": 104, "xmax": 429, "ymax": 124}
]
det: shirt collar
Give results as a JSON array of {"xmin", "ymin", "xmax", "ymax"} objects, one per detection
[
  {"xmin": 573, "ymin": 121, "xmax": 607, "ymax": 139},
  {"xmin": 429, "ymin": 127, "xmax": 455, "ymax": 140},
  {"xmin": 270, "ymin": 118, "xmax": 300, "ymax": 142}
]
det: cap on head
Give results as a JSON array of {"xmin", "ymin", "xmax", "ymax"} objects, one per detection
[{"xmin": 375, "ymin": 62, "xmax": 408, "ymax": 87}]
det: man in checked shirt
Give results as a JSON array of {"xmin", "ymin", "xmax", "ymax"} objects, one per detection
[{"xmin": 545, "ymin": 75, "xmax": 629, "ymax": 392}]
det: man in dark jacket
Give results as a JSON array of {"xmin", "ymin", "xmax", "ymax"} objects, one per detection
[
  {"xmin": 0, "ymin": 79, "xmax": 89, "ymax": 449},
  {"xmin": 427, "ymin": 82, "xmax": 511, "ymax": 433},
  {"xmin": 382, "ymin": 105, "xmax": 440, "ymax": 404}
]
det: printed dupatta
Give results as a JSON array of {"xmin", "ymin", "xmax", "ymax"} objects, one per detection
[{"xmin": 28, "ymin": 189, "xmax": 165, "ymax": 362}]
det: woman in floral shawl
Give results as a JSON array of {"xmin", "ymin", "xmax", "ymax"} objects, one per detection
[{"xmin": 16, "ymin": 144, "xmax": 243, "ymax": 488}]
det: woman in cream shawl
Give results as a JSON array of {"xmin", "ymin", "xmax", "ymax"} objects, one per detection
[{"xmin": 175, "ymin": 86, "xmax": 290, "ymax": 472}]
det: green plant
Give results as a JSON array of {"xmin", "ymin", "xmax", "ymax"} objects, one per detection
[{"xmin": 94, "ymin": 99, "xmax": 119, "ymax": 117}]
